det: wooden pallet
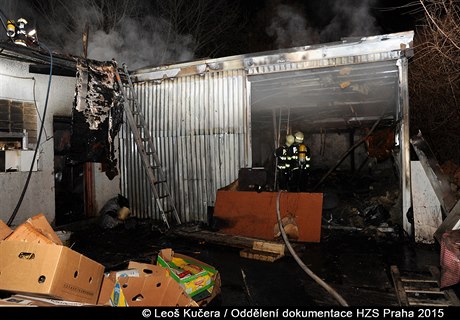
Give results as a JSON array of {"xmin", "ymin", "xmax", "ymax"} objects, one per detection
[
  {"xmin": 240, "ymin": 241, "xmax": 285, "ymax": 262},
  {"xmin": 390, "ymin": 265, "xmax": 460, "ymax": 306}
]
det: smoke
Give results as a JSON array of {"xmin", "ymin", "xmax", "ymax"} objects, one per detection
[
  {"xmin": 1, "ymin": 0, "xmax": 195, "ymax": 69},
  {"xmin": 266, "ymin": 0, "xmax": 381, "ymax": 49},
  {"xmin": 266, "ymin": 3, "xmax": 319, "ymax": 48},
  {"xmin": 319, "ymin": 0, "xmax": 381, "ymax": 42},
  {"xmin": 85, "ymin": 16, "xmax": 194, "ymax": 69}
]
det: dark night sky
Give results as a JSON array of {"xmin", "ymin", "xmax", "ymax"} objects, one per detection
[
  {"xmin": 235, "ymin": 0, "xmax": 420, "ymax": 56},
  {"xmin": 0, "ymin": 0, "xmax": 422, "ymax": 67}
]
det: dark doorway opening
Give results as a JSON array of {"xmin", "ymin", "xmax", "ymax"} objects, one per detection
[{"xmin": 53, "ymin": 116, "xmax": 85, "ymax": 226}]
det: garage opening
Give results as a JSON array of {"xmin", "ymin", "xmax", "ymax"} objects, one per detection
[{"xmin": 249, "ymin": 60, "xmax": 404, "ymax": 232}]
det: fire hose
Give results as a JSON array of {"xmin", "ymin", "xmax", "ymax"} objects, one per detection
[{"xmin": 275, "ymin": 190, "xmax": 349, "ymax": 306}]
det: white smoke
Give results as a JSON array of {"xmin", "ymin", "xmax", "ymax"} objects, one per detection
[
  {"xmin": 320, "ymin": 0, "xmax": 381, "ymax": 42},
  {"xmin": 266, "ymin": 0, "xmax": 381, "ymax": 48},
  {"xmin": 85, "ymin": 16, "xmax": 194, "ymax": 69},
  {"xmin": 266, "ymin": 4, "xmax": 319, "ymax": 48},
  {"xmin": 1, "ymin": 0, "xmax": 195, "ymax": 69}
]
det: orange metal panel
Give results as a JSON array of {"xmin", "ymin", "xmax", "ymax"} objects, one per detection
[{"xmin": 213, "ymin": 191, "xmax": 323, "ymax": 242}]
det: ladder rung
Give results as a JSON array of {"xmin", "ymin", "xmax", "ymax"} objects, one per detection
[{"xmin": 116, "ymin": 66, "xmax": 181, "ymax": 229}]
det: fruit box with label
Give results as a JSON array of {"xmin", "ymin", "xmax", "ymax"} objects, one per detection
[
  {"xmin": 97, "ymin": 261, "xmax": 197, "ymax": 307},
  {"xmin": 0, "ymin": 240, "xmax": 104, "ymax": 304},
  {"xmin": 157, "ymin": 248, "xmax": 219, "ymax": 299}
]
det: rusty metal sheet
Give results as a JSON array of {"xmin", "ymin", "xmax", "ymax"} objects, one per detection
[{"xmin": 213, "ymin": 191, "xmax": 323, "ymax": 242}]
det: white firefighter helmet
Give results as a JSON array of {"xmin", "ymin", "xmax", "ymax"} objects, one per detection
[
  {"xmin": 294, "ymin": 131, "xmax": 304, "ymax": 143},
  {"xmin": 286, "ymin": 134, "xmax": 295, "ymax": 146}
]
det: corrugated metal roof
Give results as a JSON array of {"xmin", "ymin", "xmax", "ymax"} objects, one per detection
[{"xmin": 133, "ymin": 31, "xmax": 413, "ymax": 132}]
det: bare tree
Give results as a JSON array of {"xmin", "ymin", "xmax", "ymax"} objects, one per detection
[
  {"xmin": 409, "ymin": 0, "xmax": 460, "ymax": 164},
  {"xmin": 154, "ymin": 0, "xmax": 246, "ymax": 58}
]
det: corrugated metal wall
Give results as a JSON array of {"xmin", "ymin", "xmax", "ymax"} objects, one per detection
[{"xmin": 119, "ymin": 70, "xmax": 250, "ymax": 223}]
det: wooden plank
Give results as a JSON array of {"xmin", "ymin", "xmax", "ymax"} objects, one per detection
[
  {"xmin": 240, "ymin": 248, "xmax": 283, "ymax": 262},
  {"xmin": 213, "ymin": 191, "xmax": 323, "ymax": 242},
  {"xmin": 407, "ymin": 298, "xmax": 450, "ymax": 307},
  {"xmin": 391, "ymin": 265, "xmax": 410, "ymax": 306},
  {"xmin": 173, "ymin": 228, "xmax": 259, "ymax": 249},
  {"xmin": 393, "ymin": 265, "xmax": 460, "ymax": 307},
  {"xmin": 400, "ymin": 278, "xmax": 438, "ymax": 283},
  {"xmin": 252, "ymin": 241, "xmax": 285, "ymax": 255},
  {"xmin": 404, "ymin": 287, "xmax": 442, "ymax": 294}
]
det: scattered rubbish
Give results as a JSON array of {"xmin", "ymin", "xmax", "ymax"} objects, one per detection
[
  {"xmin": 361, "ymin": 204, "xmax": 389, "ymax": 226},
  {"xmin": 0, "ymin": 214, "xmax": 222, "ymax": 307}
]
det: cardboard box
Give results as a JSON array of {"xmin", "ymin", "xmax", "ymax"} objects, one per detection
[
  {"xmin": 6, "ymin": 213, "xmax": 62, "ymax": 245},
  {"xmin": 0, "ymin": 294, "xmax": 94, "ymax": 307},
  {"xmin": 26, "ymin": 213, "xmax": 62, "ymax": 245},
  {"xmin": 0, "ymin": 220, "xmax": 12, "ymax": 240},
  {"xmin": 157, "ymin": 249, "xmax": 219, "ymax": 301},
  {"xmin": 6, "ymin": 222, "xmax": 56, "ymax": 245},
  {"xmin": 97, "ymin": 262, "xmax": 197, "ymax": 307},
  {"xmin": 0, "ymin": 241, "xmax": 104, "ymax": 304}
]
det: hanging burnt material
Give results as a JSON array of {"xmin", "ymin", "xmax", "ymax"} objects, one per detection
[{"xmin": 68, "ymin": 58, "xmax": 124, "ymax": 180}]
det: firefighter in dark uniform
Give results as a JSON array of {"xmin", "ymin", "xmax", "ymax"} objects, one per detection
[
  {"xmin": 288, "ymin": 131, "xmax": 311, "ymax": 192},
  {"xmin": 274, "ymin": 134, "xmax": 294, "ymax": 190}
]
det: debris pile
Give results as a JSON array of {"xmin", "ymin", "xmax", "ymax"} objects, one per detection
[
  {"xmin": 319, "ymin": 169, "xmax": 402, "ymax": 240},
  {"xmin": 0, "ymin": 214, "xmax": 220, "ymax": 307}
]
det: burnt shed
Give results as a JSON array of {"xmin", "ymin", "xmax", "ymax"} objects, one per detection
[{"xmin": 124, "ymin": 31, "xmax": 414, "ymax": 234}]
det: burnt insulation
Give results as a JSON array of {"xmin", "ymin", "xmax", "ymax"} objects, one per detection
[{"xmin": 68, "ymin": 58, "xmax": 124, "ymax": 180}]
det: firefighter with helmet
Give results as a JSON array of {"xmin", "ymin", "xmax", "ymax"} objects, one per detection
[
  {"xmin": 274, "ymin": 134, "xmax": 294, "ymax": 190},
  {"xmin": 288, "ymin": 131, "xmax": 311, "ymax": 192}
]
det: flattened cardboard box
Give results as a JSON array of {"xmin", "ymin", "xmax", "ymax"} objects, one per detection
[
  {"xmin": 0, "ymin": 241, "xmax": 104, "ymax": 304},
  {"xmin": 0, "ymin": 220, "xmax": 12, "ymax": 240},
  {"xmin": 0, "ymin": 294, "xmax": 94, "ymax": 307},
  {"xmin": 97, "ymin": 262, "xmax": 197, "ymax": 307}
]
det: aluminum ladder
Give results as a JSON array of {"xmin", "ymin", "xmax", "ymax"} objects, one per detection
[{"xmin": 115, "ymin": 63, "xmax": 181, "ymax": 229}]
